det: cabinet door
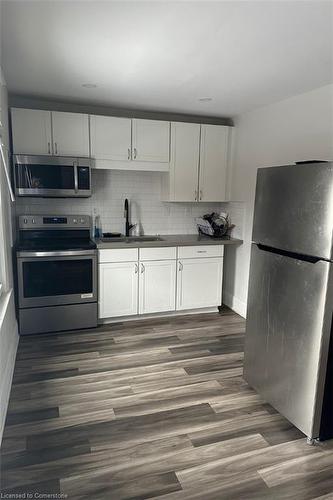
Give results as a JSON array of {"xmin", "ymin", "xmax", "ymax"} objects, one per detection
[
  {"xmin": 176, "ymin": 257, "xmax": 223, "ymax": 310},
  {"xmin": 199, "ymin": 125, "xmax": 229, "ymax": 202},
  {"xmin": 11, "ymin": 108, "xmax": 52, "ymax": 155},
  {"xmin": 132, "ymin": 119, "xmax": 170, "ymax": 162},
  {"xmin": 52, "ymin": 111, "xmax": 89, "ymax": 157},
  {"xmin": 139, "ymin": 260, "xmax": 176, "ymax": 314},
  {"xmin": 170, "ymin": 122, "xmax": 200, "ymax": 202},
  {"xmin": 90, "ymin": 115, "xmax": 131, "ymax": 165},
  {"xmin": 99, "ymin": 262, "xmax": 138, "ymax": 318}
]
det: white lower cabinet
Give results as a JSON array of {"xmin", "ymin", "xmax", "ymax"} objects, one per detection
[
  {"xmin": 98, "ymin": 246, "xmax": 224, "ymax": 319},
  {"xmin": 139, "ymin": 260, "xmax": 176, "ymax": 314},
  {"xmin": 176, "ymin": 257, "xmax": 223, "ymax": 310},
  {"xmin": 99, "ymin": 261, "xmax": 138, "ymax": 318}
]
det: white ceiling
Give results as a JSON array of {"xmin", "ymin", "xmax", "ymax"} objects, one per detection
[{"xmin": 1, "ymin": 1, "xmax": 332, "ymax": 117}]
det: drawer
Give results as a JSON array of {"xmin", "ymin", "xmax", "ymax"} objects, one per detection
[
  {"xmin": 99, "ymin": 248, "xmax": 138, "ymax": 263},
  {"xmin": 139, "ymin": 246, "xmax": 176, "ymax": 261},
  {"xmin": 178, "ymin": 245, "xmax": 224, "ymax": 259}
]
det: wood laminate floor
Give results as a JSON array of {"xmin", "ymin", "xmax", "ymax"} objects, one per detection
[{"xmin": 1, "ymin": 309, "xmax": 333, "ymax": 499}]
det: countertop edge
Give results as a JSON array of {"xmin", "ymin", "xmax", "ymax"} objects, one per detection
[{"xmin": 96, "ymin": 235, "xmax": 243, "ymax": 250}]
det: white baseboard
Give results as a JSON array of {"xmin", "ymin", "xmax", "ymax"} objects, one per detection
[{"xmin": 223, "ymin": 290, "xmax": 247, "ymax": 318}]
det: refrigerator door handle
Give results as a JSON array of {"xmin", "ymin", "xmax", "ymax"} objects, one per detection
[{"xmin": 256, "ymin": 243, "xmax": 321, "ymax": 264}]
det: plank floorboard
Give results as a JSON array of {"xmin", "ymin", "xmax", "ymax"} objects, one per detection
[{"xmin": 1, "ymin": 309, "xmax": 332, "ymax": 499}]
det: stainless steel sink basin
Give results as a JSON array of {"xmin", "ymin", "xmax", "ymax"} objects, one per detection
[
  {"xmin": 126, "ymin": 236, "xmax": 164, "ymax": 242},
  {"xmin": 100, "ymin": 236, "xmax": 164, "ymax": 243}
]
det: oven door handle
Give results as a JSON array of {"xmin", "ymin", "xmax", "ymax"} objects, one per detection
[{"xmin": 17, "ymin": 250, "xmax": 96, "ymax": 258}]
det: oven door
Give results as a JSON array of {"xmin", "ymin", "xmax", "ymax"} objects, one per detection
[
  {"xmin": 17, "ymin": 250, "xmax": 97, "ymax": 308},
  {"xmin": 13, "ymin": 155, "xmax": 91, "ymax": 198}
]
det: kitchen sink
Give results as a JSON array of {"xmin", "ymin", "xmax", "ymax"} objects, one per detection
[
  {"xmin": 126, "ymin": 236, "xmax": 164, "ymax": 242},
  {"xmin": 100, "ymin": 236, "xmax": 164, "ymax": 243}
]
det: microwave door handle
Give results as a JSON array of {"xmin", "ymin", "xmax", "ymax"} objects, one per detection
[
  {"xmin": 18, "ymin": 163, "xmax": 23, "ymax": 189},
  {"xmin": 74, "ymin": 162, "xmax": 78, "ymax": 193},
  {"xmin": 27, "ymin": 166, "xmax": 32, "ymax": 188},
  {"xmin": 27, "ymin": 166, "xmax": 33, "ymax": 188}
]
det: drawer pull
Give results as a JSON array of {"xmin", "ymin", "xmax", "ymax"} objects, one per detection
[{"xmin": 197, "ymin": 250, "xmax": 207, "ymax": 253}]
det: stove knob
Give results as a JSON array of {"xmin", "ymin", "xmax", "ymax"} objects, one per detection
[
  {"xmin": 31, "ymin": 218, "xmax": 36, "ymax": 224},
  {"xmin": 23, "ymin": 218, "xmax": 28, "ymax": 224},
  {"xmin": 73, "ymin": 218, "xmax": 78, "ymax": 224},
  {"xmin": 80, "ymin": 218, "xmax": 85, "ymax": 224}
]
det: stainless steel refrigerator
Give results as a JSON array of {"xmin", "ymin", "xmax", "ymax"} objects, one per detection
[{"xmin": 244, "ymin": 161, "xmax": 333, "ymax": 442}]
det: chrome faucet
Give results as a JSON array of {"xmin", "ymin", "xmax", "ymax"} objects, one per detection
[{"xmin": 124, "ymin": 198, "xmax": 134, "ymax": 237}]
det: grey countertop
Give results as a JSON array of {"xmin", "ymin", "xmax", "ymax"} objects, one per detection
[{"xmin": 96, "ymin": 234, "xmax": 243, "ymax": 249}]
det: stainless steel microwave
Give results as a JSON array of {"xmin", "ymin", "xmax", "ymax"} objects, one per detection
[{"xmin": 13, "ymin": 155, "xmax": 92, "ymax": 198}]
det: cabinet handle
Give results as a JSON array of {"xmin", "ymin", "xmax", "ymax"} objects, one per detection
[
  {"xmin": 134, "ymin": 148, "xmax": 137, "ymax": 159},
  {"xmin": 135, "ymin": 263, "xmax": 138, "ymax": 274},
  {"xmin": 199, "ymin": 189, "xmax": 203, "ymax": 201},
  {"xmin": 54, "ymin": 142, "xmax": 58, "ymax": 155},
  {"xmin": 194, "ymin": 190, "xmax": 198, "ymax": 201},
  {"xmin": 47, "ymin": 142, "xmax": 51, "ymax": 154},
  {"xmin": 178, "ymin": 261, "xmax": 183, "ymax": 306},
  {"xmin": 128, "ymin": 148, "xmax": 131, "ymax": 160},
  {"xmin": 141, "ymin": 263, "xmax": 145, "ymax": 273}
]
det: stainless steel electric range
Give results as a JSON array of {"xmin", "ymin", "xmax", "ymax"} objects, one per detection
[{"xmin": 15, "ymin": 214, "xmax": 98, "ymax": 335}]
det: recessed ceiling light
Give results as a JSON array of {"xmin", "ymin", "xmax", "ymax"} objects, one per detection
[
  {"xmin": 198, "ymin": 97, "xmax": 213, "ymax": 102},
  {"xmin": 82, "ymin": 83, "xmax": 97, "ymax": 88}
]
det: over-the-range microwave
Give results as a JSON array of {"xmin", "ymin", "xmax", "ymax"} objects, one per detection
[{"xmin": 13, "ymin": 155, "xmax": 92, "ymax": 198}]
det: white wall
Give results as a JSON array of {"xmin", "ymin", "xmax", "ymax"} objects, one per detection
[
  {"xmin": 0, "ymin": 66, "xmax": 19, "ymax": 444},
  {"xmin": 223, "ymin": 84, "xmax": 333, "ymax": 317},
  {"xmin": 16, "ymin": 169, "xmax": 226, "ymax": 236}
]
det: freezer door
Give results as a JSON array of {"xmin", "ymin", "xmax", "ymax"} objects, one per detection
[
  {"xmin": 252, "ymin": 162, "xmax": 333, "ymax": 260},
  {"xmin": 244, "ymin": 243, "xmax": 333, "ymax": 438}
]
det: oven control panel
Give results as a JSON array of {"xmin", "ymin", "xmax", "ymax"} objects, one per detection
[{"xmin": 19, "ymin": 215, "xmax": 91, "ymax": 229}]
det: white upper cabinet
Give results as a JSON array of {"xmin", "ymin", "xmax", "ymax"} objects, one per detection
[
  {"xmin": 165, "ymin": 122, "xmax": 200, "ymax": 202},
  {"xmin": 11, "ymin": 108, "xmax": 89, "ymax": 157},
  {"xmin": 11, "ymin": 108, "xmax": 52, "ymax": 155},
  {"xmin": 163, "ymin": 122, "xmax": 231, "ymax": 202},
  {"xmin": 132, "ymin": 119, "xmax": 170, "ymax": 162},
  {"xmin": 11, "ymin": 107, "xmax": 231, "ymax": 187},
  {"xmin": 90, "ymin": 115, "xmax": 132, "ymax": 166},
  {"xmin": 52, "ymin": 111, "xmax": 89, "ymax": 157},
  {"xmin": 199, "ymin": 125, "xmax": 229, "ymax": 202}
]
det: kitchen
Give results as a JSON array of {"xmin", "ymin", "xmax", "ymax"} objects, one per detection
[{"xmin": 0, "ymin": 1, "xmax": 333, "ymax": 498}]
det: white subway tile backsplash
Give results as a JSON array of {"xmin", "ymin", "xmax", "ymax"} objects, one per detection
[{"xmin": 15, "ymin": 169, "xmax": 235, "ymax": 235}]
